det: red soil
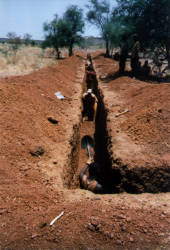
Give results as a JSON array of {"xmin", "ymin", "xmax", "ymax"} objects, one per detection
[
  {"xmin": 0, "ymin": 51, "xmax": 170, "ymax": 249},
  {"xmin": 94, "ymin": 54, "xmax": 170, "ymax": 193}
]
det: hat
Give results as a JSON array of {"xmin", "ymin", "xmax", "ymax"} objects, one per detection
[{"xmin": 87, "ymin": 89, "xmax": 92, "ymax": 93}]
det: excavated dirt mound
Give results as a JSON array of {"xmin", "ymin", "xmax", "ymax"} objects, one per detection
[
  {"xmin": 93, "ymin": 54, "xmax": 170, "ymax": 193},
  {"xmin": 0, "ymin": 51, "xmax": 170, "ymax": 249}
]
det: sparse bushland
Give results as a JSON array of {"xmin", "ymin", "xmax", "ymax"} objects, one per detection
[{"xmin": 0, "ymin": 43, "xmax": 58, "ymax": 77}]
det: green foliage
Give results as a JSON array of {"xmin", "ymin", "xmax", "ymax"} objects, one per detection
[
  {"xmin": 114, "ymin": 0, "xmax": 170, "ymax": 66},
  {"xmin": 43, "ymin": 15, "xmax": 61, "ymax": 54},
  {"xmin": 86, "ymin": 0, "xmax": 117, "ymax": 56},
  {"xmin": 43, "ymin": 6, "xmax": 84, "ymax": 57},
  {"xmin": 23, "ymin": 33, "xmax": 32, "ymax": 45},
  {"xmin": 86, "ymin": 0, "xmax": 110, "ymax": 29},
  {"xmin": 6, "ymin": 32, "xmax": 17, "ymax": 42},
  {"xmin": 30, "ymin": 40, "xmax": 36, "ymax": 46},
  {"xmin": 63, "ymin": 5, "xmax": 85, "ymax": 56},
  {"xmin": 6, "ymin": 32, "xmax": 22, "ymax": 45}
]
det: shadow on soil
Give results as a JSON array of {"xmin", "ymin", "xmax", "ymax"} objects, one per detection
[
  {"xmin": 65, "ymin": 55, "xmax": 170, "ymax": 194},
  {"xmin": 100, "ymin": 70, "xmax": 170, "ymax": 84},
  {"xmin": 91, "ymin": 58, "xmax": 170, "ymax": 194}
]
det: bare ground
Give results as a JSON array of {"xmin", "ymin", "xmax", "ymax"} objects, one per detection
[{"xmin": 0, "ymin": 51, "xmax": 170, "ymax": 250}]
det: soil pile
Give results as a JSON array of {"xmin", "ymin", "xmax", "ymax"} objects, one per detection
[
  {"xmin": 0, "ymin": 52, "xmax": 169, "ymax": 249},
  {"xmin": 94, "ymin": 54, "xmax": 170, "ymax": 193}
]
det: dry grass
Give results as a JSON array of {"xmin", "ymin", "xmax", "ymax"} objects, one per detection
[{"xmin": 0, "ymin": 44, "xmax": 58, "ymax": 77}]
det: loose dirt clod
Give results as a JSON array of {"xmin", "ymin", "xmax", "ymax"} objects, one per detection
[
  {"xmin": 47, "ymin": 117, "xmax": 59, "ymax": 124},
  {"xmin": 30, "ymin": 146, "xmax": 45, "ymax": 156}
]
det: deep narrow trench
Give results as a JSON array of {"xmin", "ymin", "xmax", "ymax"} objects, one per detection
[
  {"xmin": 67, "ymin": 56, "xmax": 96, "ymax": 190},
  {"xmin": 93, "ymin": 84, "xmax": 122, "ymax": 193},
  {"xmin": 66, "ymin": 54, "xmax": 170, "ymax": 194},
  {"xmin": 88, "ymin": 57, "xmax": 122, "ymax": 193},
  {"xmin": 91, "ymin": 57, "xmax": 170, "ymax": 194},
  {"xmin": 67, "ymin": 54, "xmax": 121, "ymax": 193}
]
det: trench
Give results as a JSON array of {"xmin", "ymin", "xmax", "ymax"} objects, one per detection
[
  {"xmin": 64, "ymin": 54, "xmax": 170, "ymax": 194},
  {"xmin": 64, "ymin": 54, "xmax": 121, "ymax": 193}
]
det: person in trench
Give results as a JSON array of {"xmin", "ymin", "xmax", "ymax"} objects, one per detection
[
  {"xmin": 79, "ymin": 157, "xmax": 104, "ymax": 194},
  {"xmin": 86, "ymin": 64, "xmax": 96, "ymax": 90},
  {"xmin": 82, "ymin": 89, "xmax": 98, "ymax": 121}
]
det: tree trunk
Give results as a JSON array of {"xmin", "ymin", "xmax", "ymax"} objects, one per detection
[
  {"xmin": 105, "ymin": 40, "xmax": 110, "ymax": 57},
  {"xmin": 55, "ymin": 47, "xmax": 60, "ymax": 59},
  {"xmin": 165, "ymin": 41, "xmax": 170, "ymax": 69},
  {"xmin": 69, "ymin": 44, "xmax": 73, "ymax": 57}
]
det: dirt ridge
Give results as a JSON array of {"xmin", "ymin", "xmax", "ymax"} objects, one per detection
[{"xmin": 93, "ymin": 54, "xmax": 170, "ymax": 193}]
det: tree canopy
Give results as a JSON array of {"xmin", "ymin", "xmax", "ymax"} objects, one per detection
[
  {"xmin": 114, "ymin": 0, "xmax": 170, "ymax": 66},
  {"xmin": 43, "ymin": 15, "xmax": 64, "ymax": 58},
  {"xmin": 6, "ymin": 32, "xmax": 22, "ymax": 45},
  {"xmin": 86, "ymin": 0, "xmax": 113, "ymax": 56},
  {"xmin": 86, "ymin": 0, "xmax": 129, "ymax": 56},
  {"xmin": 43, "ymin": 5, "xmax": 84, "ymax": 57},
  {"xmin": 23, "ymin": 33, "xmax": 32, "ymax": 46},
  {"xmin": 63, "ymin": 5, "xmax": 85, "ymax": 56},
  {"xmin": 42, "ymin": 0, "xmax": 170, "ymax": 65}
]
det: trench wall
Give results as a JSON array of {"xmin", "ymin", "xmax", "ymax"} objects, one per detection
[
  {"xmin": 93, "ymin": 58, "xmax": 170, "ymax": 193},
  {"xmin": 62, "ymin": 63, "xmax": 85, "ymax": 189},
  {"xmin": 63, "ymin": 54, "xmax": 170, "ymax": 194}
]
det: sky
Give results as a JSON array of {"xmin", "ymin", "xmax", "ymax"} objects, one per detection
[{"xmin": 0, "ymin": 0, "xmax": 116, "ymax": 40}]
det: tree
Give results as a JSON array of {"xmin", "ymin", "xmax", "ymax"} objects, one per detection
[
  {"xmin": 86, "ymin": 0, "xmax": 113, "ymax": 57},
  {"xmin": 43, "ymin": 6, "xmax": 84, "ymax": 57},
  {"xmin": 114, "ymin": 0, "xmax": 170, "ymax": 67},
  {"xmin": 43, "ymin": 15, "xmax": 62, "ymax": 58},
  {"xmin": 102, "ymin": 17, "xmax": 127, "ymax": 53},
  {"xmin": 7, "ymin": 32, "xmax": 21, "ymax": 45},
  {"xmin": 23, "ymin": 33, "xmax": 32, "ymax": 45},
  {"xmin": 30, "ymin": 40, "xmax": 36, "ymax": 46},
  {"xmin": 7, "ymin": 32, "xmax": 17, "ymax": 42},
  {"xmin": 63, "ymin": 5, "xmax": 85, "ymax": 56}
]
